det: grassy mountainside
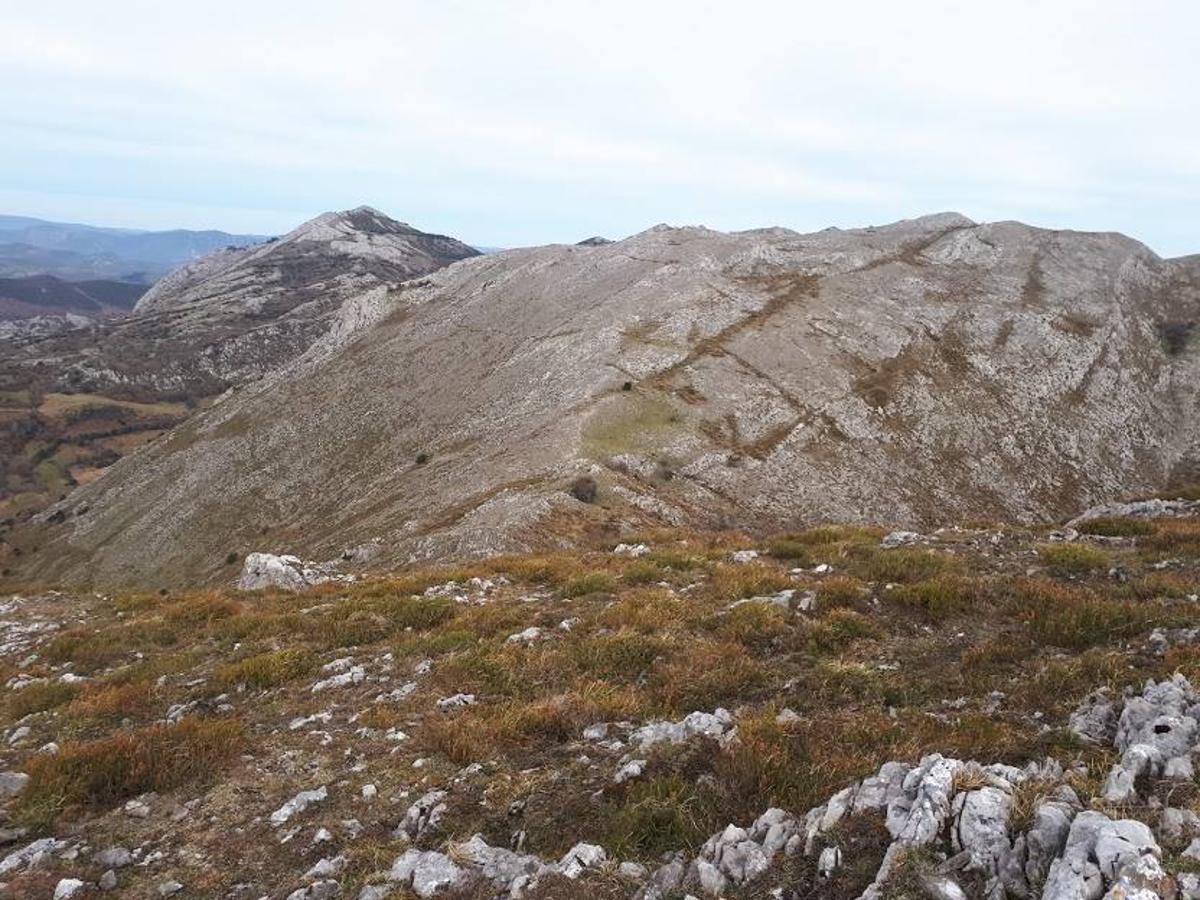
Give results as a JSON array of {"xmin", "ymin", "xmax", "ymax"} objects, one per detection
[{"xmin": 2, "ymin": 510, "xmax": 1200, "ymax": 897}]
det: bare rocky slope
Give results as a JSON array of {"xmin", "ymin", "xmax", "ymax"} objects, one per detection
[{"xmin": 11, "ymin": 212, "xmax": 1200, "ymax": 586}]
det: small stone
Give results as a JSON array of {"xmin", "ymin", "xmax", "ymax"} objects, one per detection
[
  {"xmin": 881, "ymin": 531, "xmax": 922, "ymax": 548},
  {"xmin": 919, "ymin": 874, "xmax": 968, "ymax": 900},
  {"xmin": 305, "ymin": 855, "xmax": 347, "ymax": 878},
  {"xmin": 7, "ymin": 726, "xmax": 30, "ymax": 745},
  {"xmin": 818, "ymin": 845, "xmax": 841, "ymax": 877},
  {"xmin": 99, "ymin": 869, "xmax": 118, "ymax": 891},
  {"xmin": 614, "ymin": 759, "xmax": 646, "ymax": 784},
  {"xmin": 53, "ymin": 879, "xmax": 85, "ymax": 899},
  {"xmin": 559, "ymin": 842, "xmax": 606, "ymax": 878},
  {"xmin": 159, "ymin": 881, "xmax": 184, "ymax": 897},
  {"xmin": 124, "ymin": 798, "xmax": 151, "ymax": 818},
  {"xmin": 95, "ymin": 847, "xmax": 133, "ymax": 868},
  {"xmin": 619, "ymin": 861, "xmax": 648, "ymax": 879},
  {"xmin": 307, "ymin": 881, "xmax": 340, "ymax": 900},
  {"xmin": 505, "ymin": 627, "xmax": 544, "ymax": 644},
  {"xmin": 0, "ymin": 772, "xmax": 28, "ymax": 798},
  {"xmin": 1166, "ymin": 755, "xmax": 1195, "ymax": 779},
  {"xmin": 361, "ymin": 784, "xmax": 377, "ymax": 800},
  {"xmin": 613, "ymin": 543, "xmax": 649, "ymax": 557},
  {"xmin": 270, "ymin": 786, "xmax": 328, "ymax": 826},
  {"xmin": 776, "ymin": 708, "xmax": 801, "ymax": 726}
]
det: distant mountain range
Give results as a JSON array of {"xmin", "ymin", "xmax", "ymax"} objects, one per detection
[
  {"xmin": 0, "ymin": 207, "xmax": 480, "ymax": 522},
  {"xmin": 0, "ymin": 213, "xmax": 267, "ymax": 287}
]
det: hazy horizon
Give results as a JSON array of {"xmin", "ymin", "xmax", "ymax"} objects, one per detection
[{"xmin": 3, "ymin": 1, "xmax": 1197, "ymax": 255}]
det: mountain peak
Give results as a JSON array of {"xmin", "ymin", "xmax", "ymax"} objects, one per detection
[
  {"xmin": 133, "ymin": 208, "xmax": 479, "ymax": 315},
  {"xmin": 285, "ymin": 206, "xmax": 417, "ymax": 241}
]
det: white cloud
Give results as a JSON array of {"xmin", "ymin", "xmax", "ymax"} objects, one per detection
[{"xmin": 0, "ymin": 0, "xmax": 1196, "ymax": 253}]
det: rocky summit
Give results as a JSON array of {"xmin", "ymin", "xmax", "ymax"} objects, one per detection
[{"xmin": 9, "ymin": 212, "xmax": 1200, "ymax": 587}]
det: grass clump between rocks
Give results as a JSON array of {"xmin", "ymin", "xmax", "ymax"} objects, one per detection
[{"xmin": 15, "ymin": 716, "xmax": 244, "ymax": 829}]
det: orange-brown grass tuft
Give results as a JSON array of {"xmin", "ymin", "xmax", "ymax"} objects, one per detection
[
  {"xmin": 1009, "ymin": 578, "xmax": 1146, "ymax": 650},
  {"xmin": 708, "ymin": 563, "xmax": 793, "ymax": 600},
  {"xmin": 816, "ymin": 575, "xmax": 868, "ymax": 609},
  {"xmin": 560, "ymin": 571, "xmax": 617, "ymax": 598},
  {"xmin": 652, "ymin": 640, "xmax": 769, "ymax": 712},
  {"xmin": 803, "ymin": 609, "xmax": 882, "ymax": 653},
  {"xmin": 163, "ymin": 592, "xmax": 240, "ymax": 625},
  {"xmin": 888, "ymin": 574, "xmax": 980, "ymax": 621},
  {"xmin": 68, "ymin": 682, "xmax": 154, "ymax": 721},
  {"xmin": 15, "ymin": 716, "xmax": 244, "ymax": 829},
  {"xmin": 1142, "ymin": 518, "xmax": 1200, "ymax": 556},
  {"xmin": 1076, "ymin": 517, "xmax": 1153, "ymax": 538},
  {"xmin": 1036, "ymin": 543, "xmax": 1112, "ymax": 575},
  {"xmin": 850, "ymin": 547, "xmax": 960, "ymax": 583},
  {"xmin": 5, "ymin": 680, "xmax": 80, "ymax": 720},
  {"xmin": 214, "ymin": 648, "xmax": 316, "ymax": 691}
]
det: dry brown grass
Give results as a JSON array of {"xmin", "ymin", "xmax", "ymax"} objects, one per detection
[
  {"xmin": 561, "ymin": 571, "xmax": 617, "ymax": 598},
  {"xmin": 598, "ymin": 588, "xmax": 688, "ymax": 632},
  {"xmin": 15, "ymin": 716, "xmax": 244, "ymax": 829},
  {"xmin": 5, "ymin": 680, "xmax": 80, "ymax": 719},
  {"xmin": 816, "ymin": 575, "xmax": 868, "ymax": 608},
  {"xmin": 887, "ymin": 574, "xmax": 979, "ymax": 621},
  {"xmin": 803, "ymin": 609, "xmax": 882, "ymax": 653},
  {"xmin": 1036, "ymin": 543, "xmax": 1112, "ymax": 575},
  {"xmin": 214, "ymin": 648, "xmax": 317, "ymax": 691},
  {"xmin": 849, "ymin": 547, "xmax": 961, "ymax": 583},
  {"xmin": 713, "ymin": 603, "xmax": 791, "ymax": 648},
  {"xmin": 652, "ymin": 640, "xmax": 769, "ymax": 711},
  {"xmin": 708, "ymin": 562, "xmax": 793, "ymax": 600},
  {"xmin": 1076, "ymin": 517, "xmax": 1154, "ymax": 537},
  {"xmin": 13, "ymin": 513, "xmax": 1200, "ymax": 892},
  {"xmin": 162, "ymin": 591, "xmax": 240, "ymax": 625},
  {"xmin": 67, "ymin": 682, "xmax": 154, "ymax": 721},
  {"xmin": 1142, "ymin": 518, "xmax": 1200, "ymax": 558},
  {"xmin": 1009, "ymin": 578, "xmax": 1147, "ymax": 650}
]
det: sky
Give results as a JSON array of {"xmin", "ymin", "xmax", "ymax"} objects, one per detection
[{"xmin": 1, "ymin": 1, "xmax": 1197, "ymax": 255}]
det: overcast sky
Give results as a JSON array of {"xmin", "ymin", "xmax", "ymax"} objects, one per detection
[{"xmin": 1, "ymin": 1, "xmax": 1197, "ymax": 254}]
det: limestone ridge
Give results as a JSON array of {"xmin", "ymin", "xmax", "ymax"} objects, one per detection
[{"xmin": 16, "ymin": 212, "xmax": 1200, "ymax": 586}]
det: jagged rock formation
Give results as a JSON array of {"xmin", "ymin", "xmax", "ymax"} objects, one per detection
[{"xmin": 13, "ymin": 213, "xmax": 1200, "ymax": 585}]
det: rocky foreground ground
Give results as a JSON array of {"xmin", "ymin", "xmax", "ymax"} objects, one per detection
[{"xmin": 4, "ymin": 501, "xmax": 1200, "ymax": 898}]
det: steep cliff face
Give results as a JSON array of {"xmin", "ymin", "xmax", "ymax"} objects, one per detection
[{"xmin": 13, "ymin": 213, "xmax": 1200, "ymax": 586}]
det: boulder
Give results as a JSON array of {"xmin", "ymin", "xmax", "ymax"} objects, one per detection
[{"xmin": 237, "ymin": 552, "xmax": 333, "ymax": 591}]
